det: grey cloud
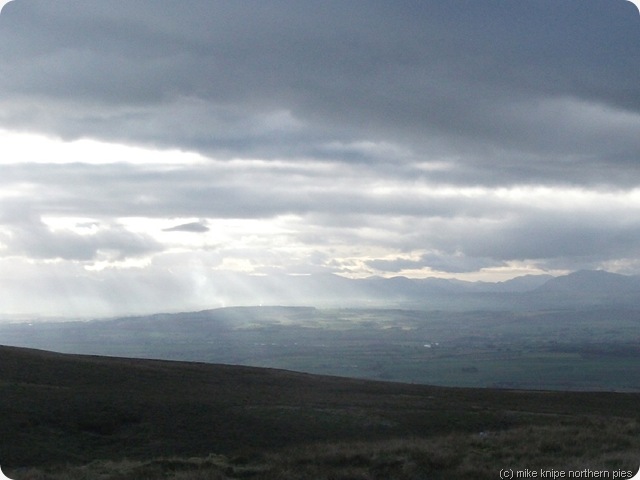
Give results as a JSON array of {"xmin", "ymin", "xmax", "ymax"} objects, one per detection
[
  {"xmin": 0, "ymin": 206, "xmax": 161, "ymax": 261},
  {"xmin": 365, "ymin": 257, "xmax": 427, "ymax": 274},
  {"xmin": 0, "ymin": 162, "xmax": 471, "ymax": 219},
  {"xmin": 2, "ymin": 158, "xmax": 639, "ymax": 275},
  {"xmin": 1, "ymin": 0, "xmax": 640, "ymax": 311},
  {"xmin": 367, "ymin": 254, "xmax": 501, "ymax": 275},
  {"xmin": 389, "ymin": 209, "xmax": 640, "ymax": 273},
  {"xmin": 164, "ymin": 221, "xmax": 209, "ymax": 233},
  {"xmin": 0, "ymin": 1, "xmax": 639, "ymax": 185},
  {"xmin": 463, "ymin": 217, "xmax": 640, "ymax": 264},
  {"xmin": 297, "ymin": 196, "xmax": 640, "ymax": 274}
]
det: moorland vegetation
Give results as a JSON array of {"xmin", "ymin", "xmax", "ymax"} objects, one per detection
[{"xmin": 1, "ymin": 345, "xmax": 639, "ymax": 479}]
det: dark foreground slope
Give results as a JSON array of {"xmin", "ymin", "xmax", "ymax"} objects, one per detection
[{"xmin": 1, "ymin": 345, "xmax": 639, "ymax": 479}]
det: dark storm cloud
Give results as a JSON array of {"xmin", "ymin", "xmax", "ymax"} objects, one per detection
[{"xmin": 1, "ymin": 0, "xmax": 639, "ymax": 185}]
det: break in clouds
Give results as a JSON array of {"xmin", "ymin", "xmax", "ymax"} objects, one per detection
[{"xmin": 0, "ymin": 0, "xmax": 639, "ymax": 316}]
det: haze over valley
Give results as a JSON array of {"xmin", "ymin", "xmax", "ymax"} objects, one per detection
[{"xmin": 2, "ymin": 270, "xmax": 640, "ymax": 392}]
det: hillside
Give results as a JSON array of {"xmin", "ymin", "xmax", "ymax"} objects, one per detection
[{"xmin": 1, "ymin": 345, "xmax": 639, "ymax": 479}]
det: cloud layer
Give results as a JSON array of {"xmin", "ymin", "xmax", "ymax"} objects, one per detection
[{"xmin": 0, "ymin": 0, "xmax": 639, "ymax": 316}]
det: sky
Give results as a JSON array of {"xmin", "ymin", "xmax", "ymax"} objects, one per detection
[{"xmin": 0, "ymin": 0, "xmax": 639, "ymax": 317}]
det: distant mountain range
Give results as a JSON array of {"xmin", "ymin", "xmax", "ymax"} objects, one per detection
[
  {"xmin": 1, "ymin": 270, "xmax": 638, "ymax": 325},
  {"xmin": 533, "ymin": 269, "xmax": 640, "ymax": 295},
  {"xmin": 201, "ymin": 270, "xmax": 640, "ymax": 310}
]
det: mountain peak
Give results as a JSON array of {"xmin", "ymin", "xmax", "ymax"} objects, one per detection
[{"xmin": 535, "ymin": 270, "xmax": 640, "ymax": 294}]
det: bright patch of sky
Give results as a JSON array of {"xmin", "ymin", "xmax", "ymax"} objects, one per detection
[{"xmin": 0, "ymin": 129, "xmax": 206, "ymax": 165}]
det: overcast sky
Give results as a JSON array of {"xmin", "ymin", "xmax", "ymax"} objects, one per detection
[{"xmin": 0, "ymin": 0, "xmax": 639, "ymax": 317}]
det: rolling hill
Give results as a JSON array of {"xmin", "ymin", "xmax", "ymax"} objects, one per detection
[{"xmin": 1, "ymin": 345, "xmax": 639, "ymax": 479}]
